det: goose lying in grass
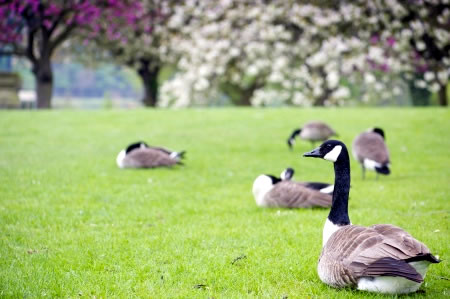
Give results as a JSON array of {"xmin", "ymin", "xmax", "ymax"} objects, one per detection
[
  {"xmin": 288, "ymin": 121, "xmax": 337, "ymax": 150},
  {"xmin": 303, "ymin": 140, "xmax": 440, "ymax": 294},
  {"xmin": 116, "ymin": 141, "xmax": 185, "ymax": 168},
  {"xmin": 280, "ymin": 168, "xmax": 334, "ymax": 195},
  {"xmin": 252, "ymin": 168, "xmax": 332, "ymax": 208},
  {"xmin": 352, "ymin": 128, "xmax": 390, "ymax": 179}
]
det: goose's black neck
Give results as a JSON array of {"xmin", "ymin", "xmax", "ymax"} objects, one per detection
[{"xmin": 328, "ymin": 146, "xmax": 351, "ymax": 226}]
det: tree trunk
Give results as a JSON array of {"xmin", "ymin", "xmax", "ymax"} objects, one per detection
[
  {"xmin": 33, "ymin": 57, "xmax": 53, "ymax": 109},
  {"xmin": 313, "ymin": 88, "xmax": 333, "ymax": 106},
  {"xmin": 137, "ymin": 60, "xmax": 159, "ymax": 107},
  {"xmin": 314, "ymin": 84, "xmax": 337, "ymax": 106},
  {"xmin": 438, "ymin": 83, "xmax": 448, "ymax": 106},
  {"xmin": 222, "ymin": 81, "xmax": 261, "ymax": 106},
  {"xmin": 313, "ymin": 67, "xmax": 334, "ymax": 106},
  {"xmin": 236, "ymin": 86, "xmax": 254, "ymax": 106}
]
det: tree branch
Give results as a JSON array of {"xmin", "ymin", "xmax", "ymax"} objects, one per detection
[
  {"xmin": 26, "ymin": 28, "xmax": 38, "ymax": 65},
  {"xmin": 48, "ymin": 7, "xmax": 72, "ymax": 35},
  {"xmin": 49, "ymin": 23, "xmax": 76, "ymax": 54}
]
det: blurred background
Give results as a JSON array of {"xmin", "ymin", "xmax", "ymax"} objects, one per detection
[{"xmin": 0, "ymin": 0, "xmax": 448, "ymax": 109}]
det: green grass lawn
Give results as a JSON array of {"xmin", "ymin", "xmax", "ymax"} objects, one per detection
[{"xmin": 0, "ymin": 108, "xmax": 449, "ymax": 298}]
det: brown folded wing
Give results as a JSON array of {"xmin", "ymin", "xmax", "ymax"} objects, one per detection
[
  {"xmin": 352, "ymin": 132, "xmax": 390, "ymax": 164},
  {"xmin": 148, "ymin": 146, "xmax": 173, "ymax": 155},
  {"xmin": 122, "ymin": 148, "xmax": 178, "ymax": 168},
  {"xmin": 319, "ymin": 224, "xmax": 435, "ymax": 287},
  {"xmin": 264, "ymin": 181, "xmax": 332, "ymax": 208}
]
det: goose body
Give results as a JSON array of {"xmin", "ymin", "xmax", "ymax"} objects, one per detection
[
  {"xmin": 116, "ymin": 141, "xmax": 185, "ymax": 168},
  {"xmin": 252, "ymin": 168, "xmax": 332, "ymax": 208},
  {"xmin": 352, "ymin": 128, "xmax": 390, "ymax": 178},
  {"xmin": 288, "ymin": 121, "xmax": 337, "ymax": 150},
  {"xmin": 304, "ymin": 140, "xmax": 439, "ymax": 294}
]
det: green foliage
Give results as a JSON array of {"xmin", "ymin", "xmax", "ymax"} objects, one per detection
[{"xmin": 0, "ymin": 108, "xmax": 448, "ymax": 298}]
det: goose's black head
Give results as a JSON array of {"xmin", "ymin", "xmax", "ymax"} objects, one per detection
[
  {"xmin": 372, "ymin": 127, "xmax": 385, "ymax": 140},
  {"xmin": 125, "ymin": 141, "xmax": 149, "ymax": 154},
  {"xmin": 287, "ymin": 128, "xmax": 302, "ymax": 149},
  {"xmin": 280, "ymin": 167, "xmax": 295, "ymax": 180},
  {"xmin": 303, "ymin": 140, "xmax": 346, "ymax": 163}
]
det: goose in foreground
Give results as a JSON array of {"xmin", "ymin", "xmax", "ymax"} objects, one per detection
[
  {"xmin": 352, "ymin": 128, "xmax": 390, "ymax": 179},
  {"xmin": 288, "ymin": 121, "xmax": 337, "ymax": 150},
  {"xmin": 303, "ymin": 140, "xmax": 440, "ymax": 294},
  {"xmin": 252, "ymin": 168, "xmax": 332, "ymax": 208},
  {"xmin": 116, "ymin": 141, "xmax": 185, "ymax": 168}
]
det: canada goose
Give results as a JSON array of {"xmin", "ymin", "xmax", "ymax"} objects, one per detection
[
  {"xmin": 303, "ymin": 140, "xmax": 440, "ymax": 294},
  {"xmin": 352, "ymin": 127, "xmax": 390, "ymax": 179},
  {"xmin": 116, "ymin": 141, "xmax": 185, "ymax": 168},
  {"xmin": 252, "ymin": 168, "xmax": 332, "ymax": 208},
  {"xmin": 288, "ymin": 121, "xmax": 337, "ymax": 150},
  {"xmin": 280, "ymin": 167, "xmax": 334, "ymax": 195}
]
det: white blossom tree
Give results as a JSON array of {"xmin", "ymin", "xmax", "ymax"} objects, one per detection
[
  {"xmin": 160, "ymin": 1, "xmax": 352, "ymax": 107},
  {"xmin": 159, "ymin": 0, "xmax": 449, "ymax": 107}
]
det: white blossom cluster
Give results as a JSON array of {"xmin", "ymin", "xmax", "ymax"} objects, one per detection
[
  {"xmin": 158, "ymin": 0, "xmax": 449, "ymax": 107},
  {"xmin": 160, "ymin": 1, "xmax": 348, "ymax": 107}
]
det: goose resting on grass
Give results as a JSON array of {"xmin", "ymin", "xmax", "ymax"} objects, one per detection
[
  {"xmin": 352, "ymin": 128, "xmax": 390, "ymax": 179},
  {"xmin": 288, "ymin": 121, "xmax": 337, "ymax": 150},
  {"xmin": 280, "ymin": 168, "xmax": 334, "ymax": 195},
  {"xmin": 116, "ymin": 141, "xmax": 185, "ymax": 168},
  {"xmin": 303, "ymin": 140, "xmax": 439, "ymax": 294},
  {"xmin": 252, "ymin": 168, "xmax": 333, "ymax": 208}
]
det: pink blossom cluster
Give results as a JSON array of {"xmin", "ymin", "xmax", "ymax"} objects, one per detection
[{"xmin": 0, "ymin": 0, "xmax": 146, "ymax": 46}]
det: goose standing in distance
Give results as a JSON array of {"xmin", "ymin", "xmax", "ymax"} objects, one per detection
[
  {"xmin": 303, "ymin": 140, "xmax": 440, "ymax": 294},
  {"xmin": 116, "ymin": 141, "xmax": 185, "ymax": 168},
  {"xmin": 287, "ymin": 121, "xmax": 337, "ymax": 150},
  {"xmin": 352, "ymin": 127, "xmax": 390, "ymax": 179},
  {"xmin": 252, "ymin": 168, "xmax": 332, "ymax": 208}
]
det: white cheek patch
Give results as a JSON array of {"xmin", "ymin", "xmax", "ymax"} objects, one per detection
[
  {"xmin": 280, "ymin": 169, "xmax": 293, "ymax": 181},
  {"xmin": 170, "ymin": 152, "xmax": 178, "ymax": 159},
  {"xmin": 324, "ymin": 145, "xmax": 342, "ymax": 162},
  {"xmin": 363, "ymin": 159, "xmax": 381, "ymax": 170}
]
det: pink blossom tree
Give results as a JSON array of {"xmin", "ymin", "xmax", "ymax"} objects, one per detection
[
  {"xmin": 0, "ymin": 0, "xmax": 145, "ymax": 108},
  {"xmin": 73, "ymin": 0, "xmax": 174, "ymax": 107}
]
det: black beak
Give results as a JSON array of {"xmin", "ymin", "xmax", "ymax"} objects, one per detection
[{"xmin": 303, "ymin": 147, "xmax": 322, "ymax": 158}]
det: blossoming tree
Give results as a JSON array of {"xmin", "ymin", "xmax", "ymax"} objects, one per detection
[
  {"xmin": 0, "ymin": 0, "xmax": 145, "ymax": 108},
  {"xmin": 72, "ymin": 0, "xmax": 177, "ymax": 107},
  {"xmin": 160, "ymin": 0, "xmax": 449, "ymax": 107},
  {"xmin": 352, "ymin": 0, "xmax": 450, "ymax": 106}
]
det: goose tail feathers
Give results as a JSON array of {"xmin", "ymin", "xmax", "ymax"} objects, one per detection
[
  {"xmin": 405, "ymin": 253, "xmax": 441, "ymax": 264},
  {"xmin": 375, "ymin": 164, "xmax": 390, "ymax": 175}
]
